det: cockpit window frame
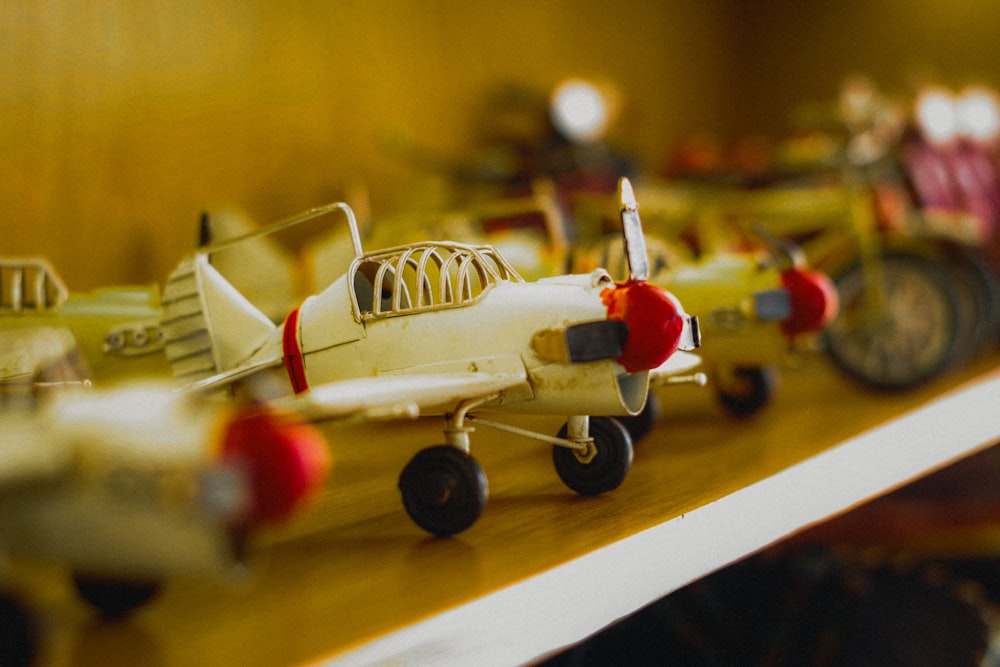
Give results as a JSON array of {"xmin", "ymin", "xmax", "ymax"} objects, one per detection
[{"xmin": 348, "ymin": 241, "xmax": 524, "ymax": 321}]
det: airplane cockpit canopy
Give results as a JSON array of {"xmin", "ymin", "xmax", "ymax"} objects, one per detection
[{"xmin": 350, "ymin": 242, "xmax": 523, "ymax": 319}]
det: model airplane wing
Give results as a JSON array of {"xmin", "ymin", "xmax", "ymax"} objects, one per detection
[{"xmin": 274, "ymin": 370, "xmax": 529, "ymax": 423}]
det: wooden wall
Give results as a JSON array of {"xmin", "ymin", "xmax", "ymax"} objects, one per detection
[{"xmin": 3, "ymin": 0, "xmax": 999, "ymax": 289}]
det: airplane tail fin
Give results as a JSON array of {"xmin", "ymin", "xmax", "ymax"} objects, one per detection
[
  {"xmin": 199, "ymin": 209, "xmax": 298, "ymax": 322},
  {"xmin": 162, "ymin": 254, "xmax": 277, "ymax": 381}
]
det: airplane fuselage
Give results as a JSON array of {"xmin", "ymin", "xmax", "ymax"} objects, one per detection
[{"xmin": 267, "ymin": 268, "xmax": 650, "ymax": 417}]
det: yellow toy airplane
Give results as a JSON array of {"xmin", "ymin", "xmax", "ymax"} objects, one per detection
[{"xmin": 0, "ymin": 257, "xmax": 169, "ymax": 388}]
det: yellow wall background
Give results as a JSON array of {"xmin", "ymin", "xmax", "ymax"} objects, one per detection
[
  {"xmin": 3, "ymin": 1, "xmax": 1000, "ymax": 289},
  {"xmin": 726, "ymin": 0, "xmax": 1000, "ymax": 134}
]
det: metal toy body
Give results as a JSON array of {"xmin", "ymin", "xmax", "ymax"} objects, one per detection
[
  {"xmin": 0, "ymin": 258, "xmax": 169, "ymax": 391},
  {"xmin": 161, "ymin": 178, "xmax": 701, "ymax": 537},
  {"xmin": 0, "ymin": 382, "xmax": 330, "ymax": 665},
  {"xmin": 570, "ymin": 185, "xmax": 840, "ymax": 418},
  {"xmin": 653, "ymin": 249, "xmax": 835, "ymax": 419}
]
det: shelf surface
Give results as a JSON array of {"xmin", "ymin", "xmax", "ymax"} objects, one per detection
[{"xmin": 22, "ymin": 352, "xmax": 1000, "ymax": 666}]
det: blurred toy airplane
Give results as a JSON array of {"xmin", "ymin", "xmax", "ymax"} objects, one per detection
[
  {"xmin": 0, "ymin": 380, "xmax": 332, "ymax": 667},
  {"xmin": 0, "ymin": 257, "xmax": 170, "ymax": 388},
  {"xmin": 161, "ymin": 177, "xmax": 702, "ymax": 537}
]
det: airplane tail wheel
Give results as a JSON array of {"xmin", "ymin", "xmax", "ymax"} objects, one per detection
[
  {"xmin": 825, "ymin": 253, "xmax": 961, "ymax": 391},
  {"xmin": 554, "ymin": 417, "xmax": 633, "ymax": 496},
  {"xmin": 716, "ymin": 366, "xmax": 776, "ymax": 419},
  {"xmin": 0, "ymin": 593, "xmax": 38, "ymax": 667},
  {"xmin": 72, "ymin": 573, "xmax": 162, "ymax": 619},
  {"xmin": 398, "ymin": 445, "xmax": 488, "ymax": 537}
]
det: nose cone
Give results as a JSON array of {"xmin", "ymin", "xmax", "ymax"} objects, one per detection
[
  {"xmin": 220, "ymin": 406, "xmax": 331, "ymax": 526},
  {"xmin": 780, "ymin": 267, "xmax": 839, "ymax": 338},
  {"xmin": 602, "ymin": 279, "xmax": 687, "ymax": 373}
]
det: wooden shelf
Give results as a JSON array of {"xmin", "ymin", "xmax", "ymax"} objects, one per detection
[{"xmin": 26, "ymin": 353, "xmax": 1000, "ymax": 666}]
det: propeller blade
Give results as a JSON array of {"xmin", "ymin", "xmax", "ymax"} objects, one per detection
[{"xmin": 618, "ymin": 177, "xmax": 649, "ymax": 282}]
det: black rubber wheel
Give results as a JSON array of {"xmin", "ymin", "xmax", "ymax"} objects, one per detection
[
  {"xmin": 614, "ymin": 394, "xmax": 660, "ymax": 444},
  {"xmin": 553, "ymin": 417, "xmax": 633, "ymax": 496},
  {"xmin": 398, "ymin": 445, "xmax": 488, "ymax": 537},
  {"xmin": 0, "ymin": 593, "xmax": 38, "ymax": 667},
  {"xmin": 825, "ymin": 253, "xmax": 961, "ymax": 391},
  {"xmin": 716, "ymin": 366, "xmax": 776, "ymax": 419},
  {"xmin": 72, "ymin": 574, "xmax": 162, "ymax": 619}
]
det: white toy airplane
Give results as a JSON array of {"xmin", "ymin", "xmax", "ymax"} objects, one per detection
[
  {"xmin": 0, "ymin": 381, "xmax": 335, "ymax": 666},
  {"xmin": 161, "ymin": 177, "xmax": 701, "ymax": 537}
]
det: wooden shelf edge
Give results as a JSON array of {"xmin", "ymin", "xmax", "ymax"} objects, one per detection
[{"xmin": 321, "ymin": 371, "xmax": 1000, "ymax": 667}]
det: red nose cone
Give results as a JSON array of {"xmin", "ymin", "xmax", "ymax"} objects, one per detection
[
  {"xmin": 221, "ymin": 407, "xmax": 330, "ymax": 526},
  {"xmin": 780, "ymin": 267, "xmax": 839, "ymax": 338},
  {"xmin": 602, "ymin": 280, "xmax": 684, "ymax": 373}
]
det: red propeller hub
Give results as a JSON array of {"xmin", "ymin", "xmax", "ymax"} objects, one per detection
[
  {"xmin": 220, "ymin": 406, "xmax": 331, "ymax": 526},
  {"xmin": 602, "ymin": 279, "xmax": 684, "ymax": 373},
  {"xmin": 779, "ymin": 267, "xmax": 839, "ymax": 338}
]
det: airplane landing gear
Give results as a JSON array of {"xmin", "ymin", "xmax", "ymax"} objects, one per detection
[
  {"xmin": 398, "ymin": 445, "xmax": 489, "ymax": 537},
  {"xmin": 553, "ymin": 416, "xmax": 633, "ymax": 496},
  {"xmin": 398, "ymin": 413, "xmax": 634, "ymax": 536},
  {"xmin": 716, "ymin": 366, "xmax": 776, "ymax": 419},
  {"xmin": 72, "ymin": 574, "xmax": 162, "ymax": 619}
]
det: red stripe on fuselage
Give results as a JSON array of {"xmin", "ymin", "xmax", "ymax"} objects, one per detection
[{"xmin": 282, "ymin": 306, "xmax": 309, "ymax": 394}]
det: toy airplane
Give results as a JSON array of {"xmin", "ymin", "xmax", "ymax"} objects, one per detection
[
  {"xmin": 0, "ymin": 381, "xmax": 331, "ymax": 666},
  {"xmin": 580, "ymin": 215, "xmax": 838, "ymax": 420},
  {"xmin": 161, "ymin": 177, "xmax": 701, "ymax": 537},
  {"xmin": 0, "ymin": 257, "xmax": 170, "ymax": 390}
]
